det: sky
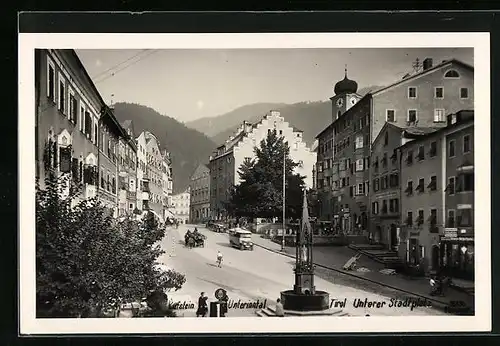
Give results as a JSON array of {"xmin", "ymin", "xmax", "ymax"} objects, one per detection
[{"xmin": 76, "ymin": 48, "xmax": 473, "ymax": 124}]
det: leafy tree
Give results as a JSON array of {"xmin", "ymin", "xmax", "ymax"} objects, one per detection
[
  {"xmin": 36, "ymin": 170, "xmax": 185, "ymax": 318},
  {"xmin": 226, "ymin": 129, "xmax": 306, "ymax": 219}
]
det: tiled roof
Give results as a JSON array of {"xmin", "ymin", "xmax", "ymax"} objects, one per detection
[{"xmin": 403, "ymin": 127, "xmax": 442, "ymax": 136}]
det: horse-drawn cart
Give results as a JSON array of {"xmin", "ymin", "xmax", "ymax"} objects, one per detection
[{"xmin": 184, "ymin": 230, "xmax": 206, "ymax": 248}]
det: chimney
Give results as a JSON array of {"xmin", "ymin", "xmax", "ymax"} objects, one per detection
[{"xmin": 423, "ymin": 58, "xmax": 433, "ymax": 71}]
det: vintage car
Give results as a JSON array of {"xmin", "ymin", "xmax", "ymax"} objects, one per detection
[{"xmin": 228, "ymin": 228, "xmax": 254, "ymax": 250}]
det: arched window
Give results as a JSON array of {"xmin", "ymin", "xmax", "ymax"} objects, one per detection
[{"xmin": 444, "ymin": 69, "xmax": 460, "ymax": 78}]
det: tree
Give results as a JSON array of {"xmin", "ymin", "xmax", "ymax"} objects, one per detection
[
  {"xmin": 225, "ymin": 129, "xmax": 306, "ymax": 220},
  {"xmin": 36, "ymin": 170, "xmax": 185, "ymax": 318}
]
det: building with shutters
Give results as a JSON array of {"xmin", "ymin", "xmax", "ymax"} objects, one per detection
[
  {"xmin": 162, "ymin": 149, "xmax": 174, "ymax": 222},
  {"xmin": 398, "ymin": 110, "xmax": 474, "ymax": 278},
  {"xmin": 189, "ymin": 163, "xmax": 211, "ymax": 224},
  {"xmin": 117, "ymin": 120, "xmax": 138, "ymax": 217},
  {"xmin": 315, "ymin": 58, "xmax": 474, "ymax": 238},
  {"xmin": 135, "ymin": 131, "xmax": 166, "ymax": 223},
  {"xmin": 35, "ymin": 49, "xmax": 111, "ymax": 209},
  {"xmin": 97, "ymin": 106, "xmax": 128, "ymax": 217}
]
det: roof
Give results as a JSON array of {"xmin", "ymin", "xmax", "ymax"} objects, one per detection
[
  {"xmin": 372, "ymin": 59, "xmax": 473, "ymax": 96},
  {"xmin": 372, "ymin": 122, "xmax": 404, "ymax": 146},
  {"xmin": 230, "ymin": 228, "xmax": 252, "ymax": 234},
  {"xmin": 316, "ymin": 93, "xmax": 372, "ymax": 139},
  {"xmin": 68, "ymin": 50, "xmax": 128, "ymax": 139},
  {"xmin": 403, "ymin": 127, "xmax": 442, "ymax": 137},
  {"xmin": 397, "ymin": 110, "xmax": 474, "ymax": 150},
  {"xmin": 292, "ymin": 126, "xmax": 304, "ymax": 133},
  {"xmin": 189, "ymin": 163, "xmax": 210, "ymax": 180}
]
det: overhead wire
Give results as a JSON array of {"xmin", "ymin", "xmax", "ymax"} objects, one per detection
[
  {"xmin": 94, "ymin": 50, "xmax": 160, "ymax": 84},
  {"xmin": 90, "ymin": 49, "xmax": 150, "ymax": 80}
]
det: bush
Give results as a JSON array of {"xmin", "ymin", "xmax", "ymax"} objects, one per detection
[{"xmin": 36, "ymin": 171, "xmax": 185, "ymax": 318}]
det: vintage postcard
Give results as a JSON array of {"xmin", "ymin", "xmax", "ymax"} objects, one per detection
[{"xmin": 18, "ymin": 32, "xmax": 490, "ymax": 334}]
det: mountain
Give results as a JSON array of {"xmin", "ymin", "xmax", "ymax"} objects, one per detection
[
  {"xmin": 112, "ymin": 102, "xmax": 217, "ymax": 194},
  {"xmin": 188, "ymin": 86, "xmax": 383, "ymax": 147}
]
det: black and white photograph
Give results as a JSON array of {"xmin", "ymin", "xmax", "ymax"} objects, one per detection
[{"xmin": 18, "ymin": 32, "xmax": 490, "ymax": 334}]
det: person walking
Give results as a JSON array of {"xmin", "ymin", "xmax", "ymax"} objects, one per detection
[
  {"xmin": 275, "ymin": 298, "xmax": 285, "ymax": 317},
  {"xmin": 216, "ymin": 250, "xmax": 223, "ymax": 268},
  {"xmin": 196, "ymin": 292, "xmax": 208, "ymax": 317}
]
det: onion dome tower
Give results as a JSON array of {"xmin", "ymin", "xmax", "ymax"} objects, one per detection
[{"xmin": 334, "ymin": 67, "xmax": 358, "ymax": 95}]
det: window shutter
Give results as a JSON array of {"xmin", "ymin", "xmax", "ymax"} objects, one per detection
[
  {"xmin": 71, "ymin": 158, "xmax": 79, "ymax": 182},
  {"xmin": 59, "ymin": 147, "xmax": 72, "ymax": 173}
]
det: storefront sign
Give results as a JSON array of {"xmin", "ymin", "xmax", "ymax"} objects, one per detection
[
  {"xmin": 409, "ymin": 232, "xmax": 419, "ymax": 238},
  {"xmin": 444, "ymin": 228, "xmax": 458, "ymax": 238}
]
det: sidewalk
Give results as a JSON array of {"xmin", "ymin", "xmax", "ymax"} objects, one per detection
[{"xmin": 252, "ymin": 235, "xmax": 474, "ymax": 314}]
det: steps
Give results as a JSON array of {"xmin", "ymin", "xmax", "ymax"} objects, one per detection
[
  {"xmin": 348, "ymin": 244, "xmax": 403, "ymax": 268},
  {"xmin": 256, "ymin": 305, "xmax": 349, "ymax": 317}
]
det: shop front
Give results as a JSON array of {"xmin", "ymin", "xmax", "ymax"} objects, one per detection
[{"xmin": 439, "ymin": 228, "xmax": 474, "ymax": 280}]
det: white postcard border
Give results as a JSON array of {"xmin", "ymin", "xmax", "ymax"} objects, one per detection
[{"xmin": 19, "ymin": 32, "xmax": 491, "ymax": 334}]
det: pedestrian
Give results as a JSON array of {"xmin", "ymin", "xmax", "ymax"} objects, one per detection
[
  {"xmin": 275, "ymin": 298, "xmax": 285, "ymax": 317},
  {"xmin": 196, "ymin": 292, "xmax": 208, "ymax": 317}
]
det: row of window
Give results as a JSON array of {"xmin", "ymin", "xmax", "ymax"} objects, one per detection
[
  {"xmin": 372, "ymin": 198, "xmax": 400, "ymax": 215},
  {"xmin": 47, "ymin": 56, "xmax": 100, "ymax": 146},
  {"xmin": 372, "ymin": 151, "xmax": 398, "ymax": 171},
  {"xmin": 403, "ymin": 134, "xmax": 471, "ymax": 167},
  {"xmin": 318, "ymin": 155, "xmax": 371, "ymax": 175},
  {"xmin": 332, "ymin": 114, "xmax": 370, "ymax": 137},
  {"xmin": 404, "ymin": 172, "xmax": 474, "ymax": 196},
  {"xmin": 406, "ymin": 85, "xmax": 469, "ymax": 100},
  {"xmin": 386, "ymin": 108, "xmax": 450, "ymax": 123},
  {"xmin": 373, "ymin": 172, "xmax": 399, "ymax": 191}
]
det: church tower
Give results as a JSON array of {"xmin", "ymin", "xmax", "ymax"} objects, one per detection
[{"xmin": 329, "ymin": 66, "xmax": 361, "ymax": 122}]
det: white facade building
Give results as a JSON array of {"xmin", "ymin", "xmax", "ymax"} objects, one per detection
[
  {"xmin": 233, "ymin": 111, "xmax": 316, "ymax": 188},
  {"xmin": 171, "ymin": 188, "xmax": 191, "ymax": 224}
]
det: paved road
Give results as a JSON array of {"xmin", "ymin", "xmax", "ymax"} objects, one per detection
[{"xmin": 159, "ymin": 225, "xmax": 445, "ymax": 317}]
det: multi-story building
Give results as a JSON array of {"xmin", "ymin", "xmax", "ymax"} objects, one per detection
[
  {"xmin": 162, "ymin": 149, "xmax": 174, "ymax": 221},
  {"xmin": 97, "ymin": 106, "xmax": 127, "ymax": 217},
  {"xmin": 370, "ymin": 58, "xmax": 474, "ymax": 144},
  {"xmin": 315, "ymin": 70, "xmax": 366, "ymax": 232},
  {"xmin": 135, "ymin": 131, "xmax": 165, "ymax": 222},
  {"xmin": 189, "ymin": 163, "xmax": 211, "ymax": 224},
  {"xmin": 117, "ymin": 120, "xmax": 138, "ymax": 216},
  {"xmin": 36, "ymin": 49, "xmax": 122, "ymax": 214},
  {"xmin": 315, "ymin": 58, "xmax": 474, "ymax": 236},
  {"xmin": 209, "ymin": 110, "xmax": 316, "ymax": 220},
  {"xmin": 398, "ymin": 110, "xmax": 473, "ymax": 277},
  {"xmin": 136, "ymin": 131, "xmax": 149, "ymax": 213},
  {"xmin": 172, "ymin": 188, "xmax": 191, "ymax": 224}
]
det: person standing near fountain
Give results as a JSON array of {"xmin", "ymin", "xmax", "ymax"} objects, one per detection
[{"xmin": 275, "ymin": 298, "xmax": 285, "ymax": 317}]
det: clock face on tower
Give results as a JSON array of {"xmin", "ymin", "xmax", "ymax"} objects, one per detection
[
  {"xmin": 336, "ymin": 98, "xmax": 343, "ymax": 107},
  {"xmin": 350, "ymin": 97, "xmax": 357, "ymax": 106}
]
